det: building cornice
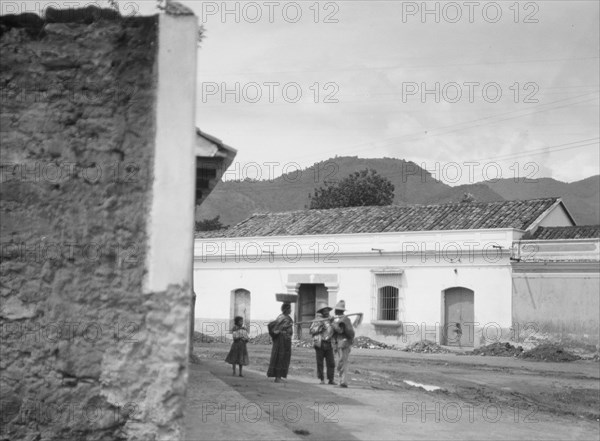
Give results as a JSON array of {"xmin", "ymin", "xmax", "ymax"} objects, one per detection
[
  {"xmin": 511, "ymin": 261, "xmax": 600, "ymax": 273},
  {"xmin": 195, "ymin": 227, "xmax": 519, "ymax": 243}
]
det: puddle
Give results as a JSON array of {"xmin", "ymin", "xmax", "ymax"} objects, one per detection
[{"xmin": 403, "ymin": 380, "xmax": 442, "ymax": 391}]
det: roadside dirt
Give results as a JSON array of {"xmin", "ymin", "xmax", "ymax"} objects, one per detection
[{"xmin": 186, "ymin": 340, "xmax": 600, "ymax": 440}]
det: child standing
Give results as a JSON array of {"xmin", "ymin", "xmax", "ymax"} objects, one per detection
[{"xmin": 225, "ymin": 316, "xmax": 249, "ymax": 376}]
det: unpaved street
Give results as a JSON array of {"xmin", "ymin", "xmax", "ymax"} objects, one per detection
[{"xmin": 184, "ymin": 342, "xmax": 599, "ymax": 440}]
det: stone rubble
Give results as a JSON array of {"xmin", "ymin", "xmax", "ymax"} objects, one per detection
[{"xmin": 402, "ymin": 340, "xmax": 452, "ymax": 353}]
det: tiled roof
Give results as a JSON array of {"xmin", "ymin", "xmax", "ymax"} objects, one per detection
[
  {"xmin": 196, "ymin": 198, "xmax": 564, "ymax": 238},
  {"xmin": 523, "ymin": 225, "xmax": 600, "ymax": 240}
]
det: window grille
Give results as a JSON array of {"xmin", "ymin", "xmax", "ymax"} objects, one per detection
[
  {"xmin": 373, "ymin": 272, "xmax": 403, "ymax": 321},
  {"xmin": 378, "ymin": 286, "xmax": 399, "ymax": 321}
]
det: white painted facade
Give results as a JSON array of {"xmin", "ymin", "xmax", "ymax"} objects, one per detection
[
  {"xmin": 193, "ymin": 228, "xmax": 522, "ymax": 347},
  {"xmin": 145, "ymin": 13, "xmax": 197, "ymax": 294}
]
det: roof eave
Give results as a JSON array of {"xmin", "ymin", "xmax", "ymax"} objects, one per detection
[
  {"xmin": 193, "ymin": 226, "xmax": 521, "ymax": 241},
  {"xmin": 196, "ymin": 128, "xmax": 239, "ymax": 155}
]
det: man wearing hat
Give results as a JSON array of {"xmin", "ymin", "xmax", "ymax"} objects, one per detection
[
  {"xmin": 309, "ymin": 300, "xmax": 336, "ymax": 385},
  {"xmin": 332, "ymin": 300, "xmax": 355, "ymax": 388}
]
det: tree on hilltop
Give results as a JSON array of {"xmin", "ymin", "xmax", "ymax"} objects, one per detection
[
  {"xmin": 309, "ymin": 169, "xmax": 395, "ymax": 209},
  {"xmin": 195, "ymin": 215, "xmax": 227, "ymax": 232}
]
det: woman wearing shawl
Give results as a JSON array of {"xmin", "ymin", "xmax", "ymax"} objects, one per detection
[
  {"xmin": 225, "ymin": 316, "xmax": 249, "ymax": 376},
  {"xmin": 267, "ymin": 302, "xmax": 293, "ymax": 383}
]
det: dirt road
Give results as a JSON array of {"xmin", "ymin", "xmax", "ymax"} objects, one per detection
[{"xmin": 184, "ymin": 342, "xmax": 600, "ymax": 440}]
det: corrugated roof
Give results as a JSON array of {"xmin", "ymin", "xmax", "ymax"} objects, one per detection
[
  {"xmin": 196, "ymin": 198, "xmax": 564, "ymax": 238},
  {"xmin": 523, "ymin": 225, "xmax": 600, "ymax": 240}
]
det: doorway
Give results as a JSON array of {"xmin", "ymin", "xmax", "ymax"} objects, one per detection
[
  {"xmin": 296, "ymin": 283, "xmax": 327, "ymax": 338},
  {"xmin": 230, "ymin": 288, "xmax": 251, "ymax": 330},
  {"xmin": 443, "ymin": 287, "xmax": 474, "ymax": 347}
]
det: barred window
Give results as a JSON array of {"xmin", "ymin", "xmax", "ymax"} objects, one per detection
[
  {"xmin": 372, "ymin": 271, "xmax": 403, "ymax": 322},
  {"xmin": 378, "ymin": 286, "xmax": 399, "ymax": 321}
]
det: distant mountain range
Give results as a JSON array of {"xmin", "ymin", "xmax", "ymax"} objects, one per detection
[{"xmin": 196, "ymin": 157, "xmax": 600, "ymax": 227}]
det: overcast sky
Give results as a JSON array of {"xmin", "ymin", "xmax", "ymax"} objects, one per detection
[
  {"xmin": 10, "ymin": 1, "xmax": 600, "ymax": 184},
  {"xmin": 191, "ymin": 0, "xmax": 599, "ymax": 185}
]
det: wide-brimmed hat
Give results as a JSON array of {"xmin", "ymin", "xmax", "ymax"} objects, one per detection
[
  {"xmin": 315, "ymin": 300, "xmax": 332, "ymax": 314},
  {"xmin": 334, "ymin": 300, "xmax": 347, "ymax": 312}
]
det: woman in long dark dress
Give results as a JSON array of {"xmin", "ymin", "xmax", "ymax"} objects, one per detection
[
  {"xmin": 267, "ymin": 302, "xmax": 294, "ymax": 383},
  {"xmin": 225, "ymin": 316, "xmax": 249, "ymax": 376}
]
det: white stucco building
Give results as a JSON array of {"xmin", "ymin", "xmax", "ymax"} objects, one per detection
[{"xmin": 193, "ymin": 198, "xmax": 583, "ymax": 347}]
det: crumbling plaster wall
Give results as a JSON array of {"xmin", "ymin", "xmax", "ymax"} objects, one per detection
[
  {"xmin": 512, "ymin": 274, "xmax": 600, "ymax": 343},
  {"xmin": 1, "ymin": 9, "xmax": 193, "ymax": 441}
]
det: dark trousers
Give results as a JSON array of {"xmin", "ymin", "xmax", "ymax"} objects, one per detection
[{"xmin": 315, "ymin": 340, "xmax": 335, "ymax": 381}]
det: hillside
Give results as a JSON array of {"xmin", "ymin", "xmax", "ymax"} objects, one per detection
[
  {"xmin": 484, "ymin": 175, "xmax": 600, "ymax": 225},
  {"xmin": 196, "ymin": 157, "xmax": 599, "ymax": 227},
  {"xmin": 197, "ymin": 157, "xmax": 456, "ymax": 225}
]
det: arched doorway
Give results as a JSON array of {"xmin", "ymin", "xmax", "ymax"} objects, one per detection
[
  {"xmin": 443, "ymin": 287, "xmax": 474, "ymax": 347},
  {"xmin": 230, "ymin": 288, "xmax": 251, "ymax": 329}
]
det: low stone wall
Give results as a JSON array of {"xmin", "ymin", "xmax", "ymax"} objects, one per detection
[
  {"xmin": 359, "ymin": 323, "xmax": 512, "ymax": 348},
  {"xmin": 195, "ymin": 318, "xmax": 516, "ymax": 349},
  {"xmin": 195, "ymin": 318, "xmax": 271, "ymax": 341}
]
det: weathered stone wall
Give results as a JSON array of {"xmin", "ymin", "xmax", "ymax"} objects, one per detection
[{"xmin": 1, "ymin": 9, "xmax": 191, "ymax": 440}]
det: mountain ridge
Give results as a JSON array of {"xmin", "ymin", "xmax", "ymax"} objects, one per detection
[{"xmin": 196, "ymin": 156, "xmax": 599, "ymax": 227}]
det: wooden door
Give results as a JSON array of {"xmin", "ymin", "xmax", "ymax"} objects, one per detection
[
  {"xmin": 444, "ymin": 287, "xmax": 474, "ymax": 347},
  {"xmin": 297, "ymin": 284, "xmax": 316, "ymax": 338}
]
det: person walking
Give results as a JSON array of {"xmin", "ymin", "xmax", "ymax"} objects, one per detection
[
  {"xmin": 309, "ymin": 301, "xmax": 336, "ymax": 385},
  {"xmin": 332, "ymin": 300, "xmax": 355, "ymax": 388},
  {"xmin": 225, "ymin": 316, "xmax": 249, "ymax": 376},
  {"xmin": 267, "ymin": 302, "xmax": 293, "ymax": 383}
]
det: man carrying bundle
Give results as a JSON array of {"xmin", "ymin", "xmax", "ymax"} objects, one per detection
[
  {"xmin": 309, "ymin": 301, "xmax": 336, "ymax": 385},
  {"xmin": 332, "ymin": 300, "xmax": 355, "ymax": 388}
]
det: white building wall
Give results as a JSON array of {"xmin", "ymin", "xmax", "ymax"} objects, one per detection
[{"xmin": 193, "ymin": 229, "xmax": 516, "ymax": 346}]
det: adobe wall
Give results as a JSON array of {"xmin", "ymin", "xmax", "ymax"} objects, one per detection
[
  {"xmin": 512, "ymin": 240, "xmax": 600, "ymax": 345},
  {"xmin": 512, "ymin": 273, "xmax": 600, "ymax": 344},
  {"xmin": 1, "ymin": 9, "xmax": 195, "ymax": 440}
]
